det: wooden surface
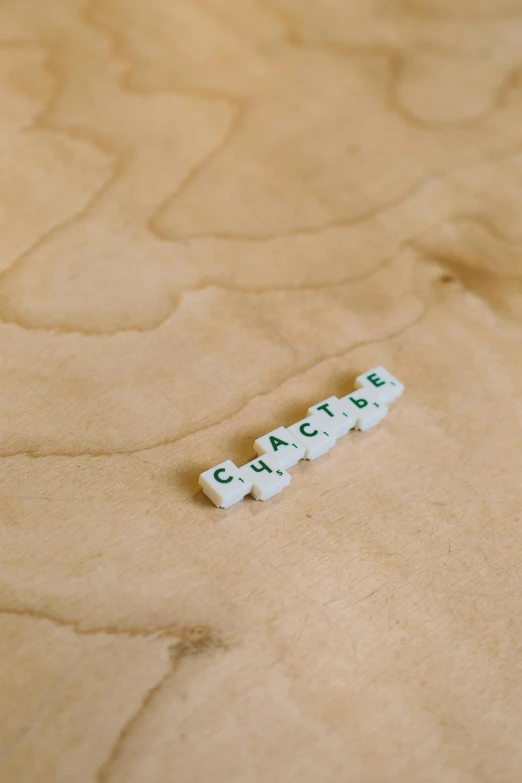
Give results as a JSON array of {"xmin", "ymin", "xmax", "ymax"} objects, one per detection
[{"xmin": 1, "ymin": 1, "xmax": 522, "ymax": 781}]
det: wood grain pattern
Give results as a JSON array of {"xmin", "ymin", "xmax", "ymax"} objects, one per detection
[{"xmin": 1, "ymin": 1, "xmax": 522, "ymax": 781}]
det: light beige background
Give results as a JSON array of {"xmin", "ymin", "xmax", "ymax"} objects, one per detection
[{"xmin": 1, "ymin": 1, "xmax": 522, "ymax": 781}]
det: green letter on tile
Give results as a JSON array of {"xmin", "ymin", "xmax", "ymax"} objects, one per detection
[
  {"xmin": 299, "ymin": 422, "xmax": 319, "ymax": 437},
  {"xmin": 367, "ymin": 373, "xmax": 385, "ymax": 388},
  {"xmin": 349, "ymin": 395, "xmax": 368, "ymax": 409},
  {"xmin": 251, "ymin": 460, "xmax": 273, "ymax": 474},
  {"xmin": 214, "ymin": 468, "xmax": 233, "ymax": 484},
  {"xmin": 317, "ymin": 403, "xmax": 334, "ymax": 418},
  {"xmin": 269, "ymin": 435, "xmax": 289, "ymax": 452}
]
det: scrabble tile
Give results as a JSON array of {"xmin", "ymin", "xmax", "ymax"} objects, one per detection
[
  {"xmin": 287, "ymin": 415, "xmax": 336, "ymax": 460},
  {"xmin": 199, "ymin": 459, "xmax": 252, "ymax": 509},
  {"xmin": 307, "ymin": 395, "xmax": 356, "ymax": 438},
  {"xmin": 355, "ymin": 366, "xmax": 404, "ymax": 404},
  {"xmin": 239, "ymin": 455, "xmax": 291, "ymax": 501},
  {"xmin": 340, "ymin": 388, "xmax": 388, "ymax": 431},
  {"xmin": 254, "ymin": 426, "xmax": 306, "ymax": 469}
]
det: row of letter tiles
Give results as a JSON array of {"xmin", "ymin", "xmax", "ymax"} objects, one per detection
[{"xmin": 198, "ymin": 366, "xmax": 403, "ymax": 507}]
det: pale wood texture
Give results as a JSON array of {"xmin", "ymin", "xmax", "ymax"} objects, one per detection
[{"xmin": 1, "ymin": 1, "xmax": 522, "ymax": 781}]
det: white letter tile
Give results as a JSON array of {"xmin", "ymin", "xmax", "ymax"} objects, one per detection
[
  {"xmin": 287, "ymin": 415, "xmax": 336, "ymax": 460},
  {"xmin": 239, "ymin": 455, "xmax": 291, "ymax": 501},
  {"xmin": 199, "ymin": 459, "xmax": 252, "ymax": 508},
  {"xmin": 340, "ymin": 388, "xmax": 388, "ymax": 431},
  {"xmin": 355, "ymin": 366, "xmax": 404, "ymax": 404},
  {"xmin": 308, "ymin": 395, "xmax": 356, "ymax": 438},
  {"xmin": 254, "ymin": 426, "xmax": 306, "ymax": 469}
]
